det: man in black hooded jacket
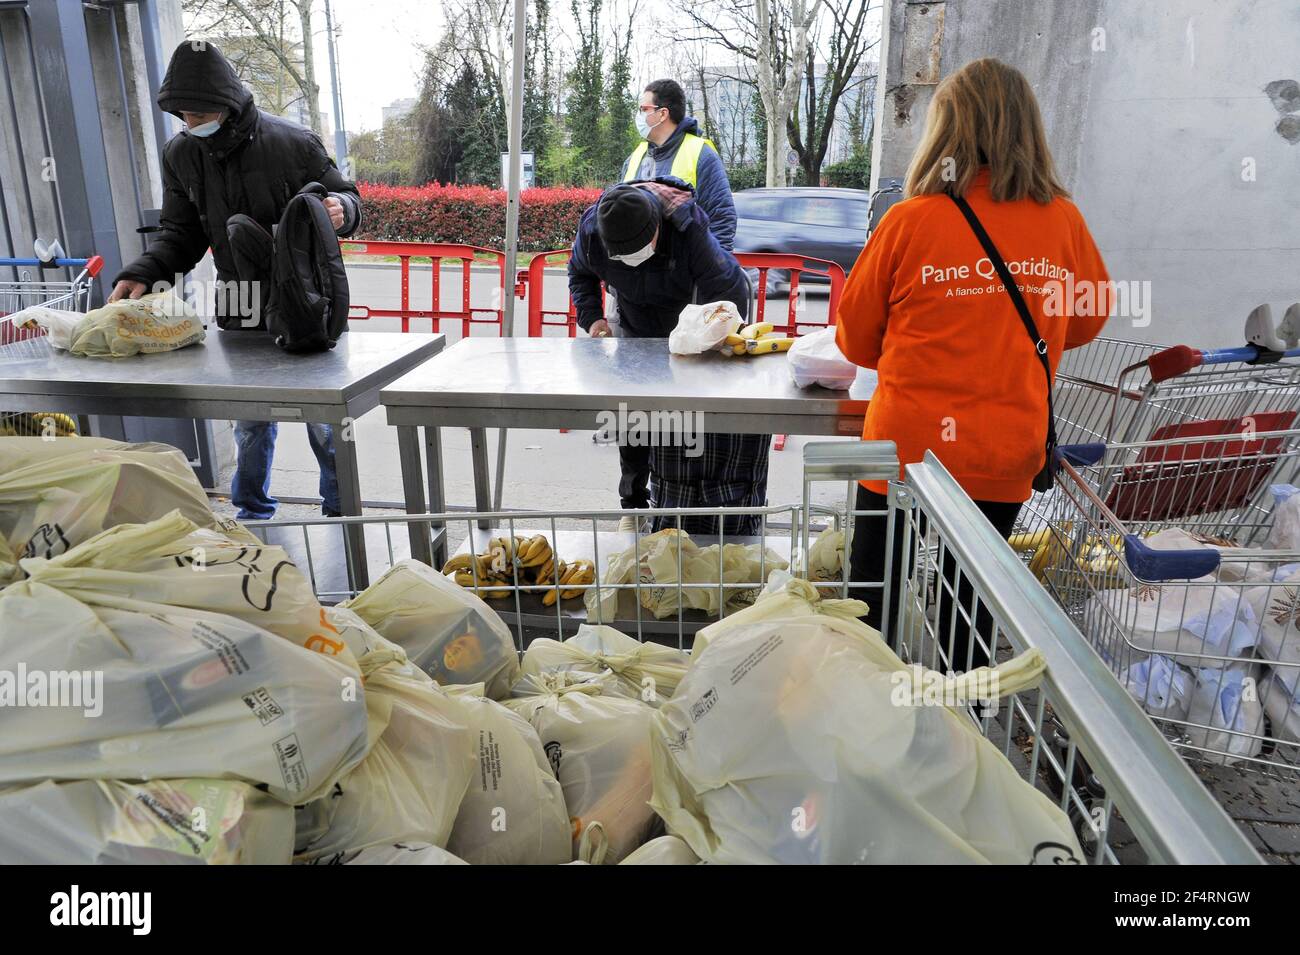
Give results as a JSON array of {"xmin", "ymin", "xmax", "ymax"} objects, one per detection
[{"xmin": 110, "ymin": 40, "xmax": 361, "ymax": 521}]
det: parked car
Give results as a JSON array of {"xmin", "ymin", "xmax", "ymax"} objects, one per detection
[{"xmin": 732, "ymin": 186, "xmax": 869, "ymax": 294}]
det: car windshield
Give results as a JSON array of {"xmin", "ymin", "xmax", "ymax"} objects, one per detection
[
  {"xmin": 788, "ymin": 196, "xmax": 867, "ymax": 230},
  {"xmin": 735, "ymin": 194, "xmax": 783, "ymax": 220}
]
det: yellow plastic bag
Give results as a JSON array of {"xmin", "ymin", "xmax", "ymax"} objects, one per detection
[
  {"xmin": 519, "ymin": 624, "xmax": 690, "ymax": 706},
  {"xmin": 585, "ymin": 529, "xmax": 787, "ymax": 621},
  {"xmin": 0, "ymin": 778, "xmax": 293, "ymax": 864},
  {"xmin": 19, "ymin": 511, "xmax": 357, "ymax": 671},
  {"xmin": 18, "ymin": 290, "xmax": 205, "ymax": 357},
  {"xmin": 293, "ymin": 650, "xmax": 477, "ymax": 861},
  {"xmin": 505, "ymin": 671, "xmax": 660, "ymax": 863},
  {"xmin": 0, "ymin": 436, "xmax": 254, "ymax": 583},
  {"xmin": 651, "ymin": 576, "xmax": 1082, "ymax": 864},
  {"xmin": 342, "ymin": 559, "xmax": 520, "ymax": 698}
]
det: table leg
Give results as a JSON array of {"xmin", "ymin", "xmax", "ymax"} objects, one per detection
[
  {"xmin": 333, "ymin": 428, "xmax": 369, "ymax": 590},
  {"xmin": 397, "ymin": 425, "xmax": 432, "ymax": 566},
  {"xmin": 494, "ymin": 427, "xmax": 508, "ymax": 510},
  {"xmin": 470, "ymin": 427, "xmax": 492, "ymax": 529},
  {"xmin": 425, "ymin": 426, "xmax": 448, "ymax": 568}
]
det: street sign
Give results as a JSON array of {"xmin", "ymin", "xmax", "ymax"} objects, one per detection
[
  {"xmin": 786, "ymin": 148, "xmax": 799, "ymax": 167},
  {"xmin": 501, "ymin": 151, "xmax": 536, "ymax": 190}
]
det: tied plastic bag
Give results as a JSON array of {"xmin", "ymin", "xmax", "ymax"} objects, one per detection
[
  {"xmin": 293, "ymin": 650, "xmax": 477, "ymax": 862},
  {"xmin": 0, "ymin": 778, "xmax": 293, "ymax": 864},
  {"xmin": 341, "ymin": 559, "xmax": 519, "ymax": 699},
  {"xmin": 787, "ymin": 326, "xmax": 863, "ymax": 390},
  {"xmin": 505, "ymin": 670, "xmax": 660, "ymax": 863},
  {"xmin": 1244, "ymin": 567, "xmax": 1300, "ymax": 669},
  {"xmin": 519, "ymin": 624, "xmax": 690, "ymax": 706},
  {"xmin": 1119, "ymin": 654, "xmax": 1192, "ymax": 720},
  {"xmin": 0, "ymin": 436, "xmax": 256, "ymax": 583},
  {"xmin": 0, "ymin": 581, "xmax": 369, "ymax": 804},
  {"xmin": 1185, "ymin": 666, "xmax": 1265, "ymax": 765},
  {"xmin": 618, "ymin": 834, "xmax": 700, "ymax": 865},
  {"xmin": 585, "ymin": 528, "xmax": 788, "ymax": 622},
  {"xmin": 651, "ymin": 576, "xmax": 1082, "ymax": 865},
  {"xmin": 14, "ymin": 290, "xmax": 205, "ymax": 357},
  {"xmin": 667, "ymin": 301, "xmax": 741, "ymax": 355},
  {"xmin": 793, "ymin": 527, "xmax": 845, "ymax": 583},
  {"xmin": 301, "ymin": 843, "xmax": 469, "ymax": 865},
  {"xmin": 441, "ymin": 684, "xmax": 571, "ymax": 865},
  {"xmin": 19, "ymin": 511, "xmax": 357, "ymax": 671},
  {"xmin": 1267, "ymin": 485, "xmax": 1300, "ymax": 550}
]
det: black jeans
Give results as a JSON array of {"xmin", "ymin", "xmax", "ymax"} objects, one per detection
[{"xmin": 848, "ymin": 485, "xmax": 1020, "ymax": 672}]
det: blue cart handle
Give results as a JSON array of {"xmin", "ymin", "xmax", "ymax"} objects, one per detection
[{"xmin": 0, "ymin": 257, "xmax": 91, "ymax": 268}]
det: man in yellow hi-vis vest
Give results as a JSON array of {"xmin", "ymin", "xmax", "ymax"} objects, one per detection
[
  {"xmin": 621, "ymin": 79, "xmax": 736, "ymax": 251},
  {"xmin": 600, "ymin": 80, "xmax": 743, "ymax": 533}
]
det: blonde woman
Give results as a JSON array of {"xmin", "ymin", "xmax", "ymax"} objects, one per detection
[{"xmin": 836, "ymin": 58, "xmax": 1112, "ymax": 669}]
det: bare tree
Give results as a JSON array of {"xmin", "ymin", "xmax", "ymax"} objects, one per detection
[
  {"xmin": 787, "ymin": 0, "xmax": 877, "ymax": 184},
  {"xmin": 185, "ymin": 0, "xmax": 323, "ymax": 133}
]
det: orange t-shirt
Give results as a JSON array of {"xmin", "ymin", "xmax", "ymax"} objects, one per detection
[{"xmin": 836, "ymin": 170, "xmax": 1111, "ymax": 503}]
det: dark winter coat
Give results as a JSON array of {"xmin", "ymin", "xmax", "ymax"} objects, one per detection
[
  {"xmin": 568, "ymin": 179, "xmax": 749, "ymax": 337},
  {"xmin": 114, "ymin": 42, "xmax": 360, "ymax": 294}
]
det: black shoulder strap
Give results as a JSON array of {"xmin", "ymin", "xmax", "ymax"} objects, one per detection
[{"xmin": 949, "ymin": 193, "xmax": 1057, "ymax": 446}]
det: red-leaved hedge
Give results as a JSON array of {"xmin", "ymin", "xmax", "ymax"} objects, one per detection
[{"xmin": 356, "ymin": 182, "xmax": 603, "ymax": 252}]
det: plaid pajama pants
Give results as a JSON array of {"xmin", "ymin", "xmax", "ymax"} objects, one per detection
[{"xmin": 648, "ymin": 432, "xmax": 772, "ymax": 537}]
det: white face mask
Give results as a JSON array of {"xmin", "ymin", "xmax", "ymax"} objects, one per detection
[
  {"xmin": 635, "ymin": 108, "xmax": 662, "ymax": 140},
  {"xmin": 612, "ymin": 241, "xmax": 655, "ymax": 267},
  {"xmin": 187, "ymin": 119, "xmax": 222, "ymax": 138}
]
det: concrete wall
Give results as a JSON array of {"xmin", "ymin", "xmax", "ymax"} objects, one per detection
[{"xmin": 874, "ymin": 0, "xmax": 1300, "ymax": 348}]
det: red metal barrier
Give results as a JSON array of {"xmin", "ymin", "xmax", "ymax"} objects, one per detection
[
  {"xmin": 341, "ymin": 240, "xmax": 506, "ymax": 336},
  {"xmin": 735, "ymin": 252, "xmax": 846, "ymax": 335},
  {"xmin": 514, "ymin": 249, "xmax": 845, "ymax": 337}
]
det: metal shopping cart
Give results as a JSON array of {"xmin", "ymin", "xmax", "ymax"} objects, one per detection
[
  {"xmin": 0, "ymin": 254, "xmax": 102, "ymax": 437},
  {"xmin": 246, "ymin": 441, "xmax": 1260, "ymax": 863}
]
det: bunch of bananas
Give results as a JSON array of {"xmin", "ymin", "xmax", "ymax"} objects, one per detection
[
  {"xmin": 440, "ymin": 535, "xmax": 595, "ymax": 605},
  {"xmin": 0, "ymin": 412, "xmax": 78, "ymax": 437},
  {"xmin": 1008, "ymin": 522, "xmax": 1127, "ymax": 589},
  {"xmin": 722, "ymin": 322, "xmax": 796, "ymax": 356}
]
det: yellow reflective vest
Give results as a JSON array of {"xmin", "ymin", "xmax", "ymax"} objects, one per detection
[{"xmin": 623, "ymin": 133, "xmax": 715, "ymax": 188}]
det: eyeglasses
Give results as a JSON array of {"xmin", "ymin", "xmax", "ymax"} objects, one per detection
[{"xmin": 638, "ymin": 104, "xmax": 664, "ymax": 113}]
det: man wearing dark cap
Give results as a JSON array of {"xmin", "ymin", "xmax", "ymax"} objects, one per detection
[
  {"xmin": 108, "ymin": 40, "xmax": 361, "ymax": 521},
  {"xmin": 568, "ymin": 178, "xmax": 770, "ymax": 536}
]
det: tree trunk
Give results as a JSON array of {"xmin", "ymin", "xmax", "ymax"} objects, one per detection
[{"xmin": 296, "ymin": 0, "xmax": 323, "ymax": 134}]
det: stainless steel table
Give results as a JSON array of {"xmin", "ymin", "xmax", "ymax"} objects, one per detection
[
  {"xmin": 381, "ymin": 336, "xmax": 875, "ymax": 563},
  {"xmin": 0, "ymin": 330, "xmax": 445, "ymax": 587}
]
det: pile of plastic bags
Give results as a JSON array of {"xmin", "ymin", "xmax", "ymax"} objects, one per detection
[
  {"xmin": 1, "ymin": 436, "xmax": 1102, "ymax": 865},
  {"xmin": 1087, "ymin": 488, "xmax": 1300, "ymax": 765},
  {"xmin": 584, "ymin": 528, "xmax": 788, "ymax": 622}
]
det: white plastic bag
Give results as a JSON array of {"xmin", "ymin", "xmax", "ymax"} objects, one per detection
[
  {"xmin": 505, "ymin": 670, "xmax": 660, "ymax": 863},
  {"xmin": 1090, "ymin": 578, "xmax": 1258, "ymax": 668},
  {"xmin": 1267, "ymin": 485, "xmax": 1300, "ymax": 550},
  {"xmin": 442, "ymin": 685, "xmax": 572, "ymax": 865},
  {"xmin": 787, "ymin": 326, "xmax": 862, "ymax": 390},
  {"xmin": 300, "ymin": 842, "xmax": 469, "ymax": 865},
  {"xmin": 0, "ymin": 581, "xmax": 369, "ymax": 804},
  {"xmin": 0, "ymin": 436, "xmax": 255, "ymax": 583},
  {"xmin": 20, "ymin": 511, "xmax": 357, "ymax": 670},
  {"xmin": 1185, "ymin": 666, "xmax": 1265, "ymax": 765},
  {"xmin": 1119, "ymin": 654, "xmax": 1192, "ymax": 720},
  {"xmin": 293, "ymin": 650, "xmax": 477, "ymax": 861},
  {"xmin": 618, "ymin": 834, "xmax": 700, "ymax": 865},
  {"xmin": 667, "ymin": 301, "xmax": 741, "ymax": 355},
  {"xmin": 341, "ymin": 558, "xmax": 520, "ymax": 698},
  {"xmin": 651, "ymin": 576, "xmax": 1082, "ymax": 864},
  {"xmin": 1262, "ymin": 668, "xmax": 1300, "ymax": 745},
  {"xmin": 519, "ymin": 624, "xmax": 690, "ymax": 706},
  {"xmin": 585, "ymin": 529, "xmax": 788, "ymax": 622},
  {"xmin": 15, "ymin": 290, "xmax": 205, "ymax": 357},
  {"xmin": 0, "ymin": 778, "xmax": 293, "ymax": 864}
]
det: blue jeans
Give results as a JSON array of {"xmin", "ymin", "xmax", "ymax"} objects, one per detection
[{"xmin": 232, "ymin": 420, "xmax": 340, "ymax": 520}]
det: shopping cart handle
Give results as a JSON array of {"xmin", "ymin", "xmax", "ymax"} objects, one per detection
[
  {"xmin": 1149, "ymin": 343, "xmax": 1300, "ymax": 382},
  {"xmin": 1056, "ymin": 443, "xmax": 1105, "ymax": 467},
  {"xmin": 1122, "ymin": 534, "xmax": 1221, "ymax": 582}
]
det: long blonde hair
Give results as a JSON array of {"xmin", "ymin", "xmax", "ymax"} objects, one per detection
[{"xmin": 904, "ymin": 58, "xmax": 1068, "ymax": 203}]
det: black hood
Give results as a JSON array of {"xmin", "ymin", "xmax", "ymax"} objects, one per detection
[{"xmin": 157, "ymin": 41, "xmax": 252, "ymax": 117}]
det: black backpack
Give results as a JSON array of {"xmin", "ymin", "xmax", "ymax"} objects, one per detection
[{"xmin": 269, "ymin": 182, "xmax": 349, "ymax": 352}]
